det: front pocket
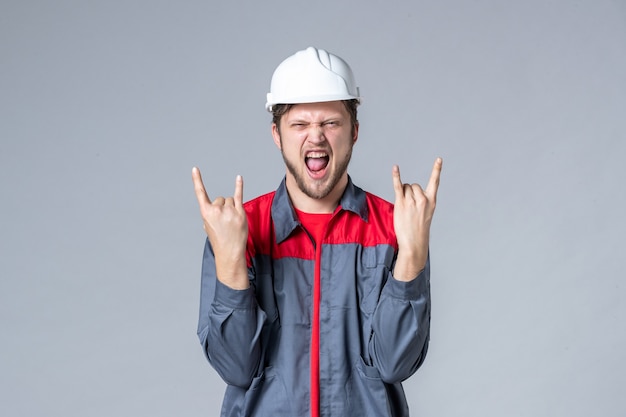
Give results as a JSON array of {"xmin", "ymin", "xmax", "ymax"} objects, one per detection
[
  {"xmin": 243, "ymin": 367, "xmax": 292, "ymax": 417},
  {"xmin": 254, "ymin": 273, "xmax": 278, "ymax": 322},
  {"xmin": 357, "ymin": 246, "xmax": 395, "ymax": 314},
  {"xmin": 346, "ymin": 357, "xmax": 391, "ymax": 417}
]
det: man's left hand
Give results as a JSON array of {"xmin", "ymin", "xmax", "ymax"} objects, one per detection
[{"xmin": 392, "ymin": 158, "xmax": 442, "ymax": 281}]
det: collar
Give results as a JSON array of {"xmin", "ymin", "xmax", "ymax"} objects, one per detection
[{"xmin": 271, "ymin": 175, "xmax": 369, "ymax": 243}]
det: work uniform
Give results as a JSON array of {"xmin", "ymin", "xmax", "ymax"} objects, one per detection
[{"xmin": 197, "ymin": 177, "xmax": 431, "ymax": 417}]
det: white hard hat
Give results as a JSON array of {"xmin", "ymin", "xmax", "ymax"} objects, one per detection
[{"xmin": 265, "ymin": 46, "xmax": 361, "ymax": 112}]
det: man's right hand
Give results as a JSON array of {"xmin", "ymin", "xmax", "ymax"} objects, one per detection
[{"xmin": 192, "ymin": 167, "xmax": 250, "ymax": 290}]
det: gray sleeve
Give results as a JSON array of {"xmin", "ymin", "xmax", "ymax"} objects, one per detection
[
  {"xmin": 197, "ymin": 239, "xmax": 266, "ymax": 388},
  {"xmin": 368, "ymin": 256, "xmax": 431, "ymax": 383}
]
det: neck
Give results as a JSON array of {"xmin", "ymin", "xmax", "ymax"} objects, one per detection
[{"xmin": 285, "ymin": 175, "xmax": 347, "ymax": 214}]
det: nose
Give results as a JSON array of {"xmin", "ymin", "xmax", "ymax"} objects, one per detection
[{"xmin": 307, "ymin": 124, "xmax": 326, "ymax": 144}]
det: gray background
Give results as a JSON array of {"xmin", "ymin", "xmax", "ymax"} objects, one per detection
[{"xmin": 1, "ymin": 1, "xmax": 624, "ymax": 416}]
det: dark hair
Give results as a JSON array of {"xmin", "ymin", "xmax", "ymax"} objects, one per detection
[{"xmin": 272, "ymin": 99, "xmax": 359, "ymax": 134}]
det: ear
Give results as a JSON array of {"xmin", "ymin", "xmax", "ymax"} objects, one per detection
[
  {"xmin": 271, "ymin": 123, "xmax": 282, "ymax": 150},
  {"xmin": 352, "ymin": 122, "xmax": 359, "ymax": 144}
]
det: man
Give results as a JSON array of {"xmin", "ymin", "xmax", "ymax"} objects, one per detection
[{"xmin": 192, "ymin": 46, "xmax": 442, "ymax": 417}]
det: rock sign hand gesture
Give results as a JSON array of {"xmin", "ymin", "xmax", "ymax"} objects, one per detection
[
  {"xmin": 391, "ymin": 158, "xmax": 443, "ymax": 282},
  {"xmin": 192, "ymin": 167, "xmax": 249, "ymax": 290}
]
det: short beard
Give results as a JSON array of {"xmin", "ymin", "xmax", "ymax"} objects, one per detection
[{"xmin": 280, "ymin": 143, "xmax": 353, "ymax": 200}]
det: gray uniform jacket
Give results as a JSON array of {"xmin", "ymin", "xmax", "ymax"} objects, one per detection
[{"xmin": 198, "ymin": 177, "xmax": 431, "ymax": 417}]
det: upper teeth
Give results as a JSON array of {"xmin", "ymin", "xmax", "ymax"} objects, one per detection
[{"xmin": 307, "ymin": 152, "xmax": 327, "ymax": 158}]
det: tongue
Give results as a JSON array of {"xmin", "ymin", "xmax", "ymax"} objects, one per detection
[{"xmin": 306, "ymin": 157, "xmax": 328, "ymax": 172}]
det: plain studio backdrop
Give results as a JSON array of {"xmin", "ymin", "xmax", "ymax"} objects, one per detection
[{"xmin": 1, "ymin": 1, "xmax": 624, "ymax": 416}]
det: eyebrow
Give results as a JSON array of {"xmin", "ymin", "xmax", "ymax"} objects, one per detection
[{"xmin": 286, "ymin": 115, "xmax": 344, "ymax": 123}]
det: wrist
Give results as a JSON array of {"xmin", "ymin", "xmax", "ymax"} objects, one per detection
[
  {"xmin": 215, "ymin": 258, "xmax": 249, "ymax": 290},
  {"xmin": 393, "ymin": 250, "xmax": 426, "ymax": 282}
]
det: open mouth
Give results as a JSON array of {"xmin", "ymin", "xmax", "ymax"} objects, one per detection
[{"xmin": 305, "ymin": 151, "xmax": 329, "ymax": 173}]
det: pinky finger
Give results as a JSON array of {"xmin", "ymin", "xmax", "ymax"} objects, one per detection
[
  {"xmin": 425, "ymin": 158, "xmax": 442, "ymax": 196},
  {"xmin": 192, "ymin": 167, "xmax": 211, "ymax": 206},
  {"xmin": 233, "ymin": 175, "xmax": 244, "ymax": 208}
]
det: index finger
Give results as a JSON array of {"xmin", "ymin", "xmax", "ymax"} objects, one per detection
[
  {"xmin": 425, "ymin": 157, "xmax": 443, "ymax": 197},
  {"xmin": 191, "ymin": 167, "xmax": 212, "ymax": 207},
  {"xmin": 392, "ymin": 165, "xmax": 404, "ymax": 199}
]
